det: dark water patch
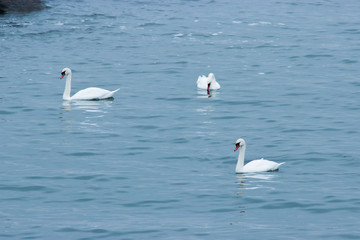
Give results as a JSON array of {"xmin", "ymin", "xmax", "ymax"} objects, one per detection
[
  {"xmin": 0, "ymin": 110, "xmax": 15, "ymax": 115},
  {"xmin": 171, "ymin": 138, "xmax": 188, "ymax": 143},
  {"xmin": 89, "ymin": 228, "xmax": 109, "ymax": 234},
  {"xmin": 170, "ymin": 182, "xmax": 189, "ymax": 186},
  {"xmin": 122, "ymin": 115, "xmax": 164, "ymax": 120},
  {"xmin": 163, "ymin": 156, "xmax": 191, "ymax": 161},
  {"xmin": 74, "ymin": 198, "xmax": 94, "ymax": 202},
  {"xmin": 55, "ymin": 227, "xmax": 80, "ymax": 233},
  {"xmin": 0, "ymin": 234, "xmax": 13, "ymax": 238},
  {"xmin": 2, "ymin": 197, "xmax": 27, "ymax": 201},
  {"xmin": 22, "ymin": 108, "xmax": 35, "ymax": 112},
  {"xmin": 261, "ymin": 201, "xmax": 321, "ymax": 209},
  {"xmin": 25, "ymin": 176, "xmax": 65, "ymax": 180},
  {"xmin": 112, "ymin": 176, "xmax": 129, "ymax": 180},
  {"xmin": 196, "ymin": 194, "xmax": 214, "ymax": 199},
  {"xmin": 281, "ymin": 128, "xmax": 315, "ymax": 133},
  {"xmin": 132, "ymin": 125, "xmax": 158, "ymax": 130},
  {"xmin": 95, "ymin": 177, "xmax": 110, "ymax": 182},
  {"xmin": 81, "ymin": 13, "xmax": 116, "ymax": 20},
  {"xmin": 219, "ymin": 100, "xmax": 274, "ymax": 107},
  {"xmin": 342, "ymin": 29, "xmax": 360, "ymax": 34},
  {"xmin": 212, "ymin": 115, "xmax": 239, "ymax": 120},
  {"xmin": 0, "ymin": 184, "xmax": 55, "ymax": 193},
  {"xmin": 72, "ymin": 175, "xmax": 103, "ymax": 180},
  {"xmin": 103, "ymin": 229, "xmax": 160, "ymax": 238},
  {"xmin": 341, "ymin": 59, "xmax": 358, "ymax": 64},
  {"xmin": 22, "ymin": 29, "xmax": 62, "ymax": 37},
  {"xmin": 64, "ymin": 152, "xmax": 101, "ymax": 157},
  {"xmin": 306, "ymin": 206, "xmax": 359, "ymax": 214},
  {"xmin": 137, "ymin": 22, "xmax": 165, "ymax": 28},
  {"xmin": 123, "ymin": 199, "xmax": 179, "ymax": 208},
  {"xmin": 210, "ymin": 208, "xmax": 235, "ymax": 213},
  {"xmin": 243, "ymin": 197, "xmax": 267, "ymax": 204},
  {"xmin": 337, "ymin": 233, "xmax": 360, "ymax": 239},
  {"xmin": 304, "ymin": 54, "xmax": 333, "ymax": 58}
]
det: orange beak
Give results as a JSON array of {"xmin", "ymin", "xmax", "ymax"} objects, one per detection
[{"xmin": 234, "ymin": 144, "xmax": 240, "ymax": 152}]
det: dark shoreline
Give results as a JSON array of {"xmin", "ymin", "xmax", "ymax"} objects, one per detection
[{"xmin": 0, "ymin": 0, "xmax": 46, "ymax": 14}]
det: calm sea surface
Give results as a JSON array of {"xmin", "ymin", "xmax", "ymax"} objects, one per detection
[{"xmin": 1, "ymin": 0, "xmax": 360, "ymax": 239}]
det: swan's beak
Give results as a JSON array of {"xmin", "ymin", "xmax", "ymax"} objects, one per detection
[
  {"xmin": 207, "ymin": 83, "xmax": 211, "ymax": 91},
  {"xmin": 60, "ymin": 73, "xmax": 65, "ymax": 79},
  {"xmin": 234, "ymin": 143, "xmax": 240, "ymax": 152}
]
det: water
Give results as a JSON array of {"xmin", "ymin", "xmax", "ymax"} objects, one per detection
[{"xmin": 1, "ymin": 0, "xmax": 360, "ymax": 239}]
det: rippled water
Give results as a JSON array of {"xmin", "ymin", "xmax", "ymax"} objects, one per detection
[{"xmin": 1, "ymin": 0, "xmax": 360, "ymax": 239}]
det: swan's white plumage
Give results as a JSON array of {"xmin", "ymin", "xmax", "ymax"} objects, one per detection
[
  {"xmin": 71, "ymin": 87, "xmax": 119, "ymax": 100},
  {"xmin": 60, "ymin": 68, "xmax": 119, "ymax": 101},
  {"xmin": 234, "ymin": 138, "xmax": 285, "ymax": 173},
  {"xmin": 197, "ymin": 73, "xmax": 221, "ymax": 90}
]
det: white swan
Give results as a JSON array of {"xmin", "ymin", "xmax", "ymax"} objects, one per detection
[
  {"xmin": 60, "ymin": 68, "xmax": 120, "ymax": 101},
  {"xmin": 234, "ymin": 138, "xmax": 285, "ymax": 173},
  {"xmin": 197, "ymin": 73, "xmax": 221, "ymax": 91}
]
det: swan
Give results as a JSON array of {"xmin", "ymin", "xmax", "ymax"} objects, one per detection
[
  {"xmin": 234, "ymin": 138, "xmax": 285, "ymax": 173},
  {"xmin": 60, "ymin": 68, "xmax": 120, "ymax": 101},
  {"xmin": 197, "ymin": 73, "xmax": 221, "ymax": 91}
]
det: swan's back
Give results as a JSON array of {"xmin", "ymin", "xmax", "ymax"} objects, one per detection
[
  {"xmin": 242, "ymin": 159, "xmax": 285, "ymax": 173},
  {"xmin": 71, "ymin": 87, "xmax": 119, "ymax": 100}
]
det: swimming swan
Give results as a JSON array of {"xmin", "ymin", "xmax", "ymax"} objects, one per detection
[
  {"xmin": 197, "ymin": 73, "xmax": 221, "ymax": 91},
  {"xmin": 234, "ymin": 138, "xmax": 285, "ymax": 173},
  {"xmin": 60, "ymin": 67, "xmax": 119, "ymax": 101}
]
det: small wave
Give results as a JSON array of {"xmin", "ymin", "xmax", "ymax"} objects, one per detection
[
  {"xmin": 341, "ymin": 59, "xmax": 357, "ymax": 64},
  {"xmin": 64, "ymin": 152, "xmax": 101, "ymax": 156},
  {"xmin": 304, "ymin": 54, "xmax": 333, "ymax": 58},
  {"xmin": 137, "ymin": 22, "xmax": 165, "ymax": 28}
]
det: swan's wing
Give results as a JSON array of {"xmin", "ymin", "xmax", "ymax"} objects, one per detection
[
  {"xmin": 243, "ymin": 159, "xmax": 284, "ymax": 172},
  {"xmin": 210, "ymin": 80, "xmax": 221, "ymax": 90},
  {"xmin": 71, "ymin": 87, "xmax": 112, "ymax": 100},
  {"xmin": 197, "ymin": 75, "xmax": 208, "ymax": 89}
]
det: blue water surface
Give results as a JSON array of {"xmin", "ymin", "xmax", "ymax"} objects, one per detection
[{"xmin": 1, "ymin": 0, "xmax": 360, "ymax": 239}]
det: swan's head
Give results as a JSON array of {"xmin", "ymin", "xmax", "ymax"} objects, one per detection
[
  {"xmin": 207, "ymin": 73, "xmax": 216, "ymax": 90},
  {"xmin": 61, "ymin": 68, "xmax": 71, "ymax": 79},
  {"xmin": 234, "ymin": 138, "xmax": 246, "ymax": 151}
]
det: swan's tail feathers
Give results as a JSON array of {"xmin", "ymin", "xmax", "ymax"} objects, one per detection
[
  {"xmin": 111, "ymin": 88, "xmax": 120, "ymax": 94},
  {"xmin": 103, "ymin": 88, "xmax": 120, "ymax": 99},
  {"xmin": 275, "ymin": 162, "xmax": 286, "ymax": 171},
  {"xmin": 270, "ymin": 162, "xmax": 285, "ymax": 172}
]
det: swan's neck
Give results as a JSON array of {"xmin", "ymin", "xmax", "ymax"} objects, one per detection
[
  {"xmin": 236, "ymin": 145, "xmax": 246, "ymax": 172},
  {"xmin": 63, "ymin": 74, "xmax": 72, "ymax": 101}
]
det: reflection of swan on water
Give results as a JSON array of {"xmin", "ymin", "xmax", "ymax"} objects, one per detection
[
  {"xmin": 196, "ymin": 89, "xmax": 219, "ymax": 98},
  {"xmin": 62, "ymin": 99, "xmax": 114, "ymax": 113},
  {"xmin": 236, "ymin": 172, "xmax": 277, "ymax": 195},
  {"xmin": 60, "ymin": 100, "xmax": 115, "ymax": 133},
  {"xmin": 234, "ymin": 138, "xmax": 285, "ymax": 173}
]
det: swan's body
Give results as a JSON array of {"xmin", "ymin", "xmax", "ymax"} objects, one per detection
[
  {"xmin": 197, "ymin": 73, "xmax": 221, "ymax": 91},
  {"xmin": 234, "ymin": 138, "xmax": 285, "ymax": 173},
  {"xmin": 60, "ymin": 68, "xmax": 119, "ymax": 101}
]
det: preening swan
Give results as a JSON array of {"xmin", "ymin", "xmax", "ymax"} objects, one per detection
[
  {"xmin": 197, "ymin": 73, "xmax": 221, "ymax": 91},
  {"xmin": 60, "ymin": 68, "xmax": 120, "ymax": 101},
  {"xmin": 234, "ymin": 138, "xmax": 285, "ymax": 173}
]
